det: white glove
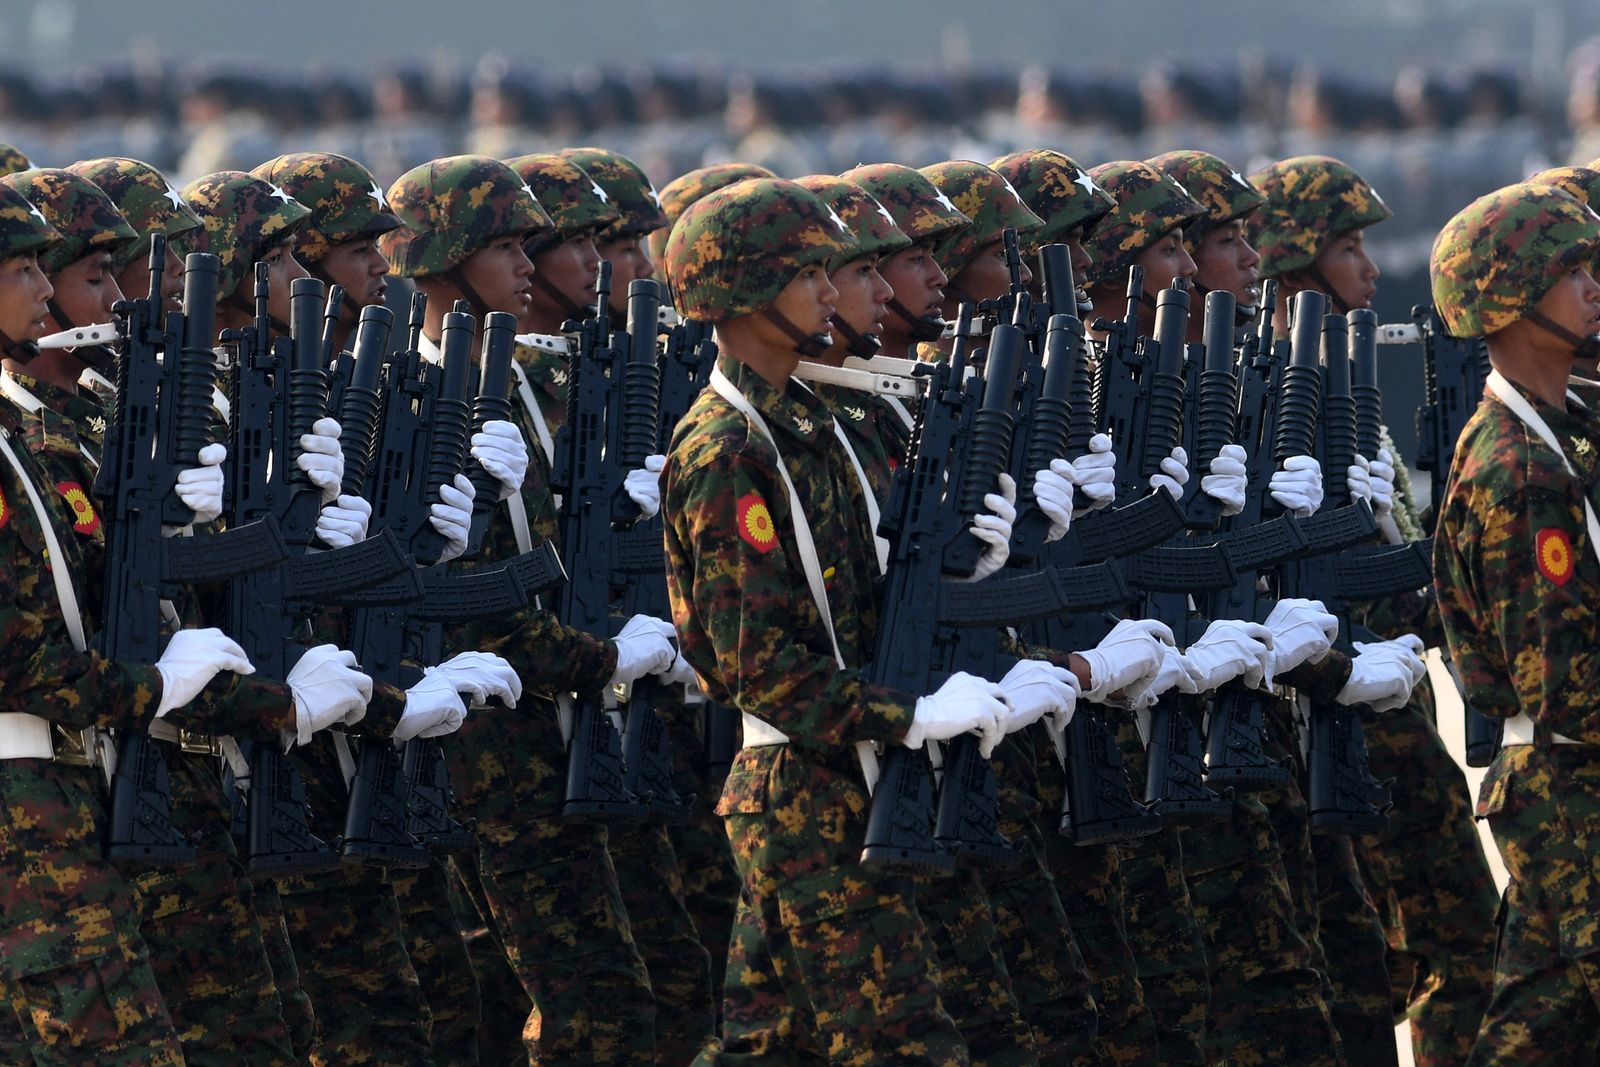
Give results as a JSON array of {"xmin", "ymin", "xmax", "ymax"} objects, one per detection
[
  {"xmin": 284, "ymin": 644, "xmax": 373, "ymax": 746},
  {"xmin": 661, "ymin": 652, "xmax": 699, "ymax": 688},
  {"xmin": 1126, "ymin": 643, "xmax": 1201, "ymax": 709},
  {"xmin": 429, "ymin": 473, "xmax": 475, "ymax": 564},
  {"xmin": 1200, "ymin": 443, "xmax": 1248, "ymax": 517},
  {"xmin": 172, "ymin": 442, "xmax": 227, "ymax": 527},
  {"xmin": 961, "ymin": 472, "xmax": 1016, "ymax": 582},
  {"xmin": 1078, "ymin": 618, "xmax": 1176, "ymax": 703},
  {"xmin": 1338, "ymin": 635, "xmax": 1428, "ymax": 713},
  {"xmin": 903, "ymin": 671, "xmax": 1008, "ymax": 756},
  {"xmin": 1367, "ymin": 448, "xmax": 1396, "ymax": 519},
  {"xmin": 1070, "ymin": 432, "xmax": 1116, "ymax": 515},
  {"xmin": 1260, "ymin": 597, "xmax": 1340, "ymax": 679},
  {"xmin": 316, "ymin": 493, "xmax": 371, "ymax": 549},
  {"xmin": 1268, "ymin": 454, "xmax": 1324, "ymax": 517},
  {"xmin": 624, "ymin": 454, "xmax": 667, "ymax": 518},
  {"xmin": 154, "ymin": 627, "xmax": 256, "ymax": 717},
  {"xmin": 470, "ymin": 419, "xmax": 528, "ymax": 503},
  {"xmin": 392, "ymin": 668, "xmax": 469, "ymax": 742},
  {"xmin": 609, "ymin": 614, "xmax": 677, "ymax": 687},
  {"xmin": 997, "ymin": 659, "xmax": 1080, "ymax": 738},
  {"xmin": 1346, "ymin": 453, "xmax": 1373, "ymax": 507},
  {"xmin": 296, "ymin": 417, "xmax": 345, "ymax": 505},
  {"xmin": 1033, "ymin": 459, "xmax": 1075, "ymax": 542},
  {"xmin": 430, "ymin": 650, "xmax": 522, "ymax": 707},
  {"xmin": 1182, "ymin": 619, "xmax": 1275, "ymax": 693},
  {"xmin": 1149, "ymin": 445, "xmax": 1190, "ymax": 500}
]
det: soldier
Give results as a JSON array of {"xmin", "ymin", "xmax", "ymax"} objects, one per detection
[
  {"xmin": 381, "ymin": 154, "xmax": 682, "ymax": 1066},
  {"xmin": 1430, "ymin": 179, "xmax": 1600, "ymax": 1065},
  {"xmin": 649, "ymin": 162, "xmax": 778, "ymax": 278},
  {"xmin": 558, "ymin": 147, "xmax": 671, "ymax": 323}
]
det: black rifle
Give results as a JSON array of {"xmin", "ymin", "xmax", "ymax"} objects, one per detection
[{"xmin": 97, "ymin": 242, "xmax": 288, "ymax": 865}]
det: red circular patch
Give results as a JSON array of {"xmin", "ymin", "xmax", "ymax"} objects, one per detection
[
  {"xmin": 1536, "ymin": 527, "xmax": 1574, "ymax": 586},
  {"xmin": 737, "ymin": 492, "xmax": 778, "ymax": 553}
]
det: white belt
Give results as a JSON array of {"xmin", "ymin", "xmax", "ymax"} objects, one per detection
[
  {"xmin": 0, "ymin": 713, "xmax": 57, "ymax": 759},
  {"xmin": 741, "ymin": 712, "xmax": 789, "ymax": 747},
  {"xmin": 1501, "ymin": 711, "xmax": 1585, "ymax": 747}
]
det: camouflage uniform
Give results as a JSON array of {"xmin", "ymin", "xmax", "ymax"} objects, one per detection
[
  {"xmin": 1432, "ymin": 182, "xmax": 1600, "ymax": 1065},
  {"xmin": 663, "ymin": 178, "xmax": 970, "ymax": 1064},
  {"xmin": 382, "ymin": 155, "xmax": 659, "ymax": 1067},
  {"xmin": 0, "ymin": 143, "xmax": 30, "ymax": 176}
]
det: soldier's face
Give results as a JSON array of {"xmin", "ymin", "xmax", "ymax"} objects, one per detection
[
  {"xmin": 769, "ymin": 263, "xmax": 838, "ymax": 341},
  {"xmin": 458, "ymin": 235, "xmax": 534, "ymax": 318},
  {"xmin": 1530, "ymin": 265, "xmax": 1600, "ymax": 350},
  {"xmin": 596, "ymin": 234, "xmax": 654, "ymax": 316},
  {"xmin": 879, "ymin": 241, "xmax": 947, "ymax": 324},
  {"xmin": 320, "ymin": 237, "xmax": 390, "ymax": 309},
  {"xmin": 49, "ymin": 251, "xmax": 122, "ymax": 331},
  {"xmin": 829, "ymin": 253, "xmax": 892, "ymax": 340},
  {"xmin": 948, "ymin": 238, "xmax": 1032, "ymax": 310},
  {"xmin": 1308, "ymin": 228, "xmax": 1379, "ymax": 310},
  {"xmin": 116, "ymin": 241, "xmax": 185, "ymax": 313},
  {"xmin": 1192, "ymin": 220, "xmax": 1261, "ymax": 308},
  {"xmin": 259, "ymin": 239, "xmax": 310, "ymax": 325},
  {"xmin": 528, "ymin": 234, "xmax": 600, "ymax": 324},
  {"xmin": 0, "ymin": 252, "xmax": 52, "ymax": 342},
  {"xmin": 1135, "ymin": 229, "xmax": 1197, "ymax": 295}
]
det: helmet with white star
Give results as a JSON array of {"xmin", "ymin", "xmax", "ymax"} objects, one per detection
[
  {"xmin": 557, "ymin": 147, "xmax": 666, "ymax": 242},
  {"xmin": 505, "ymin": 153, "xmax": 621, "ymax": 253},
  {"xmin": 69, "ymin": 156, "xmax": 203, "ymax": 271},
  {"xmin": 380, "ymin": 155, "xmax": 553, "ymax": 279},
  {"xmin": 0, "ymin": 180, "xmax": 60, "ymax": 263},
  {"xmin": 1082, "ymin": 160, "xmax": 1205, "ymax": 288},
  {"xmin": 1, "ymin": 168, "xmax": 139, "ymax": 276},
  {"xmin": 250, "ymin": 152, "xmax": 402, "ymax": 265},
  {"xmin": 1146, "ymin": 150, "xmax": 1264, "ymax": 248},
  {"xmin": 919, "ymin": 160, "xmax": 1044, "ymax": 280},
  {"xmin": 181, "ymin": 170, "xmax": 312, "ymax": 301},
  {"xmin": 989, "ymin": 148, "xmax": 1117, "ymax": 250}
]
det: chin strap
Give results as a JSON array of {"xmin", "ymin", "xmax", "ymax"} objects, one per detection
[
  {"xmin": 887, "ymin": 297, "xmax": 945, "ymax": 342},
  {"xmin": 1301, "ymin": 266, "xmax": 1359, "ymax": 316},
  {"xmin": 1524, "ymin": 309, "xmax": 1600, "ymax": 362},
  {"xmin": 760, "ymin": 307, "xmax": 833, "ymax": 358},
  {"xmin": 439, "ymin": 267, "xmax": 493, "ymax": 320},
  {"xmin": 1189, "ymin": 278, "xmax": 1259, "ymax": 327},
  {"xmin": 530, "ymin": 270, "xmax": 589, "ymax": 323},
  {"xmin": 828, "ymin": 316, "xmax": 883, "ymax": 359}
]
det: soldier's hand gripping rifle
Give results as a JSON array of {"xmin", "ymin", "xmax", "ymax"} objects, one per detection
[{"xmin": 96, "ymin": 241, "xmax": 288, "ymax": 864}]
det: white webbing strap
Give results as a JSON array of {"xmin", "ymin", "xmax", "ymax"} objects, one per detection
[
  {"xmin": 1487, "ymin": 371, "xmax": 1600, "ymax": 572},
  {"xmin": 331, "ymin": 730, "xmax": 358, "ymax": 787},
  {"xmin": 829, "ymin": 421, "xmax": 889, "ymax": 575},
  {"xmin": 0, "ymin": 370, "xmax": 99, "ymax": 471},
  {"xmin": 511, "ymin": 360, "xmax": 556, "ymax": 468},
  {"xmin": 884, "ymin": 396, "xmax": 916, "ymax": 432}
]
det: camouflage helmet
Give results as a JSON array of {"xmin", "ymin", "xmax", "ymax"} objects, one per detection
[
  {"xmin": 0, "ymin": 143, "xmax": 31, "ymax": 178},
  {"xmin": 919, "ymin": 160, "xmax": 1043, "ymax": 279},
  {"xmin": 557, "ymin": 147, "xmax": 667, "ymax": 242},
  {"xmin": 1, "ymin": 168, "xmax": 139, "ymax": 276},
  {"xmin": 0, "ymin": 181, "xmax": 60, "ymax": 263},
  {"xmin": 988, "ymin": 149, "xmax": 1116, "ymax": 249},
  {"xmin": 792, "ymin": 175, "xmax": 911, "ymax": 262},
  {"xmin": 250, "ymin": 152, "xmax": 401, "ymax": 265},
  {"xmin": 1526, "ymin": 166, "xmax": 1600, "ymax": 211},
  {"xmin": 379, "ymin": 155, "xmax": 553, "ymax": 279},
  {"xmin": 1247, "ymin": 155, "xmax": 1392, "ymax": 278},
  {"xmin": 839, "ymin": 163, "xmax": 971, "ymax": 248},
  {"xmin": 1431, "ymin": 182, "xmax": 1600, "ymax": 337},
  {"xmin": 664, "ymin": 177, "xmax": 857, "ymax": 323},
  {"xmin": 181, "ymin": 170, "xmax": 311, "ymax": 301},
  {"xmin": 68, "ymin": 156, "xmax": 202, "ymax": 271},
  {"xmin": 1147, "ymin": 150, "xmax": 1264, "ymax": 245},
  {"xmin": 1082, "ymin": 160, "xmax": 1205, "ymax": 288},
  {"xmin": 505, "ymin": 153, "xmax": 621, "ymax": 250},
  {"xmin": 650, "ymin": 162, "xmax": 776, "ymax": 265}
]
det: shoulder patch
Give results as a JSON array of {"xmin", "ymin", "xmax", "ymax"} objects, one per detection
[
  {"xmin": 1536, "ymin": 527, "xmax": 1574, "ymax": 585},
  {"xmin": 737, "ymin": 491, "xmax": 778, "ymax": 553},
  {"xmin": 57, "ymin": 481, "xmax": 98, "ymax": 536}
]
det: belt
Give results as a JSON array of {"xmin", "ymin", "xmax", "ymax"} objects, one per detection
[
  {"xmin": 741, "ymin": 712, "xmax": 789, "ymax": 747},
  {"xmin": 1501, "ymin": 711, "xmax": 1585, "ymax": 747},
  {"xmin": 147, "ymin": 719, "xmax": 224, "ymax": 756},
  {"xmin": 0, "ymin": 713, "xmax": 104, "ymax": 765}
]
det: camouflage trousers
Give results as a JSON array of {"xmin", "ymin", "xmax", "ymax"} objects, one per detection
[
  {"xmin": 1030, "ymin": 720, "xmax": 1159, "ymax": 1066},
  {"xmin": 1470, "ymin": 747, "xmax": 1600, "ymax": 1065},
  {"xmin": 0, "ymin": 760, "xmax": 183, "ymax": 1066},
  {"xmin": 391, "ymin": 859, "xmax": 481, "ymax": 1066},
  {"xmin": 1312, "ymin": 809, "xmax": 1399, "ymax": 1065},
  {"xmin": 713, "ymin": 744, "xmax": 968, "ymax": 1065},
  {"xmin": 448, "ymin": 850, "xmax": 531, "ymax": 1065},
  {"xmin": 1183, "ymin": 792, "xmax": 1342, "ymax": 1067},
  {"xmin": 252, "ymin": 877, "xmax": 318, "ymax": 1059},
  {"xmin": 1356, "ymin": 697, "xmax": 1497, "ymax": 1067},
  {"xmin": 136, "ymin": 749, "xmax": 298, "ymax": 1065}
]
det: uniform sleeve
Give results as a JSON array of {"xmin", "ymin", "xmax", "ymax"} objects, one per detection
[
  {"xmin": 455, "ymin": 607, "xmax": 617, "ymax": 700},
  {"xmin": 169, "ymin": 672, "xmax": 297, "ymax": 737},
  {"xmin": 665, "ymin": 451, "xmax": 915, "ymax": 748}
]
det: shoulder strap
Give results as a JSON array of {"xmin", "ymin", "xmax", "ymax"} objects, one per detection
[
  {"xmin": 0, "ymin": 427, "xmax": 86, "ymax": 651},
  {"xmin": 1487, "ymin": 370, "xmax": 1600, "ymax": 571}
]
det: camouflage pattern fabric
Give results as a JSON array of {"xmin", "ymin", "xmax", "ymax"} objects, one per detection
[
  {"xmin": 650, "ymin": 162, "xmax": 776, "ymax": 266},
  {"xmin": 380, "ymin": 155, "xmax": 553, "ymax": 279},
  {"xmin": 1527, "ymin": 165, "xmax": 1600, "ymax": 215},
  {"xmin": 1248, "ymin": 155, "xmax": 1392, "ymax": 279},
  {"xmin": 68, "ymin": 156, "xmax": 202, "ymax": 268},
  {"xmin": 839, "ymin": 163, "xmax": 972, "ymax": 247},
  {"xmin": 1147, "ymin": 149, "xmax": 1265, "ymax": 245},
  {"xmin": 989, "ymin": 148, "xmax": 1117, "ymax": 249},
  {"xmin": 1, "ymin": 168, "xmax": 138, "ymax": 275},
  {"xmin": 1083, "ymin": 160, "xmax": 1205, "ymax": 288},
  {"xmin": 793, "ymin": 174, "xmax": 912, "ymax": 261},
  {"xmin": 448, "ymin": 853, "xmax": 533, "ymax": 1063},
  {"xmin": 0, "ymin": 180, "xmax": 59, "ymax": 260},
  {"xmin": 1429, "ymin": 181, "xmax": 1600, "ymax": 337},
  {"xmin": 250, "ymin": 152, "xmax": 401, "ymax": 265},
  {"xmin": 389, "ymin": 862, "xmax": 482, "ymax": 1066},
  {"xmin": 507, "ymin": 153, "xmax": 621, "ymax": 243},
  {"xmin": 249, "ymin": 879, "xmax": 318, "ymax": 1059},
  {"xmin": 0, "ymin": 142, "xmax": 30, "ymax": 176},
  {"xmin": 918, "ymin": 160, "xmax": 1043, "ymax": 280},
  {"xmin": 180, "ymin": 170, "xmax": 311, "ymax": 300},
  {"xmin": 557, "ymin": 147, "xmax": 667, "ymax": 242},
  {"xmin": 810, "ymin": 382, "xmax": 909, "ymax": 504},
  {"xmin": 1311, "ymin": 832, "xmax": 1401, "ymax": 1067}
]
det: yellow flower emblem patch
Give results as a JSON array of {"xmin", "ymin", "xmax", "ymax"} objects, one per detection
[
  {"xmin": 57, "ymin": 481, "xmax": 98, "ymax": 536},
  {"xmin": 1536, "ymin": 527, "xmax": 1573, "ymax": 586},
  {"xmin": 737, "ymin": 492, "xmax": 777, "ymax": 554}
]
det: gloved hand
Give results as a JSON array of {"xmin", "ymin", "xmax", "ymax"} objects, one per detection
[
  {"xmin": 1071, "ymin": 432, "xmax": 1116, "ymax": 515},
  {"xmin": 624, "ymin": 454, "xmax": 667, "ymax": 518},
  {"xmin": 1149, "ymin": 445, "xmax": 1190, "ymax": 500},
  {"xmin": 1260, "ymin": 598, "xmax": 1340, "ymax": 679},
  {"xmin": 154, "ymin": 627, "xmax": 256, "ymax": 716},
  {"xmin": 284, "ymin": 644, "xmax": 373, "ymax": 746},
  {"xmin": 997, "ymin": 659, "xmax": 1080, "ymax": 738},
  {"xmin": 660, "ymin": 653, "xmax": 699, "ymax": 688},
  {"xmin": 1033, "ymin": 459, "xmax": 1075, "ymax": 542},
  {"xmin": 391, "ymin": 668, "xmax": 469, "ymax": 742},
  {"xmin": 316, "ymin": 494, "xmax": 371, "ymax": 549},
  {"xmin": 1181, "ymin": 619, "xmax": 1275, "ymax": 692},
  {"xmin": 960, "ymin": 473, "xmax": 1016, "ymax": 582},
  {"xmin": 1338, "ymin": 635, "xmax": 1428, "ymax": 713},
  {"xmin": 429, "ymin": 474, "xmax": 475, "ymax": 564},
  {"xmin": 609, "ymin": 614, "xmax": 677, "ymax": 687},
  {"xmin": 1367, "ymin": 448, "xmax": 1396, "ymax": 518},
  {"xmin": 1078, "ymin": 618, "xmax": 1176, "ymax": 703},
  {"xmin": 296, "ymin": 417, "xmax": 345, "ymax": 505},
  {"xmin": 172, "ymin": 442, "xmax": 227, "ymax": 527},
  {"xmin": 1268, "ymin": 454, "xmax": 1324, "ymax": 517},
  {"xmin": 903, "ymin": 671, "xmax": 1008, "ymax": 755},
  {"xmin": 1346, "ymin": 453, "xmax": 1373, "ymax": 507},
  {"xmin": 1126, "ymin": 643, "xmax": 1201, "ymax": 709},
  {"xmin": 470, "ymin": 419, "xmax": 528, "ymax": 502},
  {"xmin": 430, "ymin": 650, "xmax": 522, "ymax": 708},
  {"xmin": 1200, "ymin": 443, "xmax": 1248, "ymax": 516}
]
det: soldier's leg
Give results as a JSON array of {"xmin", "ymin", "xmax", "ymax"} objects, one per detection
[
  {"xmin": 0, "ymin": 762, "xmax": 184, "ymax": 1066},
  {"xmin": 610, "ymin": 821, "xmax": 717, "ymax": 1063},
  {"xmin": 450, "ymin": 853, "xmax": 530, "ymax": 1064},
  {"xmin": 391, "ymin": 860, "xmax": 482, "ymax": 1066},
  {"xmin": 251, "ymin": 877, "xmax": 319, "ymax": 1058},
  {"xmin": 718, "ymin": 886, "xmax": 822, "ymax": 1064},
  {"xmin": 1312, "ymin": 832, "xmax": 1399, "ymax": 1067},
  {"xmin": 1356, "ymin": 698, "xmax": 1496, "ymax": 1067}
]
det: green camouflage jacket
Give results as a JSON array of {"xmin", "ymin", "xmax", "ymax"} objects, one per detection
[
  {"xmin": 517, "ymin": 339, "xmax": 571, "ymax": 434},
  {"xmin": 663, "ymin": 355, "xmax": 915, "ymax": 748},
  {"xmin": 808, "ymin": 380, "xmax": 909, "ymax": 506}
]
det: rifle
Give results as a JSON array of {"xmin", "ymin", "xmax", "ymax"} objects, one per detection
[{"xmin": 97, "ymin": 241, "xmax": 288, "ymax": 865}]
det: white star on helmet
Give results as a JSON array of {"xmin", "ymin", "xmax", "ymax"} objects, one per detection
[
  {"xmin": 519, "ymin": 181, "xmax": 536, "ymax": 202},
  {"xmin": 1229, "ymin": 170, "xmax": 1251, "ymax": 190},
  {"xmin": 647, "ymin": 186, "xmax": 662, "ymax": 208},
  {"xmin": 268, "ymin": 183, "xmax": 294, "ymax": 204},
  {"xmin": 871, "ymin": 199, "xmax": 895, "ymax": 227},
  {"xmin": 1074, "ymin": 171, "xmax": 1106, "ymax": 199},
  {"xmin": 590, "ymin": 181, "xmax": 609, "ymax": 204},
  {"xmin": 999, "ymin": 177, "xmax": 1025, "ymax": 205},
  {"xmin": 1168, "ymin": 177, "xmax": 1192, "ymax": 199},
  {"xmin": 932, "ymin": 189, "xmax": 959, "ymax": 215},
  {"xmin": 368, "ymin": 181, "xmax": 387, "ymax": 210},
  {"xmin": 164, "ymin": 185, "xmax": 185, "ymax": 210},
  {"xmin": 825, "ymin": 205, "xmax": 850, "ymax": 234},
  {"xmin": 25, "ymin": 203, "xmax": 46, "ymax": 226}
]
